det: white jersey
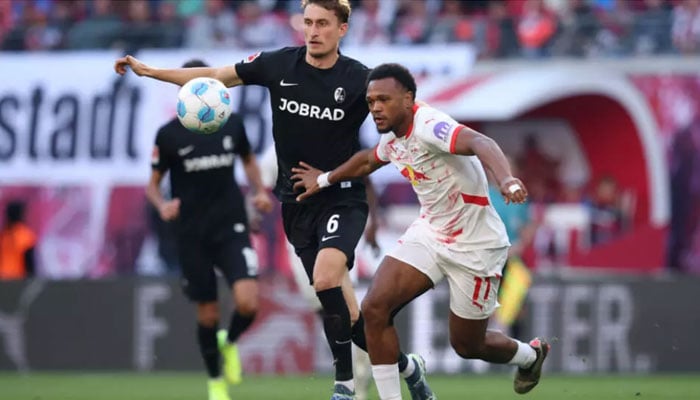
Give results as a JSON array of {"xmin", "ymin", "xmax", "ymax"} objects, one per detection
[{"xmin": 374, "ymin": 105, "xmax": 510, "ymax": 252}]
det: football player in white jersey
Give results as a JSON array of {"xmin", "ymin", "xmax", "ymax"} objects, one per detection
[{"xmin": 292, "ymin": 63, "xmax": 550, "ymax": 400}]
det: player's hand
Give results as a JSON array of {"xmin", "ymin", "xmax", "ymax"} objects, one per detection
[
  {"xmin": 499, "ymin": 177, "xmax": 528, "ymax": 205},
  {"xmin": 158, "ymin": 198, "xmax": 181, "ymax": 221},
  {"xmin": 114, "ymin": 55, "xmax": 150, "ymax": 76},
  {"xmin": 251, "ymin": 190, "xmax": 273, "ymax": 213},
  {"xmin": 291, "ymin": 161, "xmax": 323, "ymax": 202}
]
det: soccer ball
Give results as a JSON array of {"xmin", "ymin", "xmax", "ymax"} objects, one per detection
[{"xmin": 177, "ymin": 77, "xmax": 232, "ymax": 134}]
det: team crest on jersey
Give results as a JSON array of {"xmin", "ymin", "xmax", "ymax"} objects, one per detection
[
  {"xmin": 334, "ymin": 87, "xmax": 346, "ymax": 104},
  {"xmin": 243, "ymin": 51, "xmax": 261, "ymax": 63},
  {"xmin": 433, "ymin": 121, "xmax": 451, "ymax": 141},
  {"xmin": 223, "ymin": 136, "xmax": 233, "ymax": 150}
]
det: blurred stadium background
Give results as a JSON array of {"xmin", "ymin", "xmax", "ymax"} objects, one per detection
[{"xmin": 1, "ymin": 0, "xmax": 700, "ymax": 399}]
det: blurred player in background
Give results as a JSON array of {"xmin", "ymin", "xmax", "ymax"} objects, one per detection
[
  {"xmin": 488, "ymin": 157, "xmax": 536, "ymax": 338},
  {"xmin": 146, "ymin": 59, "xmax": 272, "ymax": 400},
  {"xmin": 0, "ymin": 201, "xmax": 37, "ymax": 280},
  {"xmin": 115, "ymin": 2, "xmax": 433, "ymax": 399},
  {"xmin": 293, "ymin": 63, "xmax": 550, "ymax": 400}
]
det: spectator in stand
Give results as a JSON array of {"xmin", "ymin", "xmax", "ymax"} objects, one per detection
[
  {"xmin": 428, "ymin": 0, "xmax": 471, "ymax": 44},
  {"xmin": 484, "ymin": 0, "xmax": 520, "ymax": 58},
  {"xmin": 0, "ymin": 201, "xmax": 37, "ymax": 281},
  {"xmin": 155, "ymin": 0, "xmax": 185, "ymax": 48},
  {"xmin": 65, "ymin": 0, "xmax": 123, "ymax": 49},
  {"xmin": 672, "ymin": 0, "xmax": 700, "ymax": 54},
  {"xmin": 184, "ymin": 0, "xmax": 237, "ymax": 49},
  {"xmin": 234, "ymin": 0, "xmax": 292, "ymax": 49},
  {"xmin": 552, "ymin": 0, "xmax": 601, "ymax": 57},
  {"xmin": 517, "ymin": 0, "xmax": 558, "ymax": 58},
  {"xmin": 586, "ymin": 175, "xmax": 627, "ymax": 245},
  {"xmin": 118, "ymin": 0, "xmax": 164, "ymax": 51},
  {"xmin": 517, "ymin": 135, "xmax": 560, "ymax": 203},
  {"xmin": 632, "ymin": 0, "xmax": 673, "ymax": 55},
  {"xmin": 391, "ymin": 0, "xmax": 431, "ymax": 45},
  {"xmin": 344, "ymin": 0, "xmax": 394, "ymax": 46}
]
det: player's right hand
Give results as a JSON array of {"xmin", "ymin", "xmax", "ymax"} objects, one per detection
[
  {"xmin": 500, "ymin": 177, "xmax": 528, "ymax": 205},
  {"xmin": 158, "ymin": 198, "xmax": 181, "ymax": 221},
  {"xmin": 114, "ymin": 55, "xmax": 149, "ymax": 76}
]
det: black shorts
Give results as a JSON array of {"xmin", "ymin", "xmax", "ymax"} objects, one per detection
[
  {"xmin": 282, "ymin": 199, "xmax": 368, "ymax": 284},
  {"xmin": 178, "ymin": 222, "xmax": 257, "ymax": 302}
]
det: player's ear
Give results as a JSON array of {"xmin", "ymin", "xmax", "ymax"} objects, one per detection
[
  {"xmin": 338, "ymin": 22, "xmax": 348, "ymax": 37},
  {"xmin": 403, "ymin": 91, "xmax": 413, "ymax": 109}
]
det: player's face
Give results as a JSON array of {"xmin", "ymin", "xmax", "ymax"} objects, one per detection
[
  {"xmin": 303, "ymin": 4, "xmax": 347, "ymax": 59},
  {"xmin": 366, "ymin": 78, "xmax": 413, "ymax": 135}
]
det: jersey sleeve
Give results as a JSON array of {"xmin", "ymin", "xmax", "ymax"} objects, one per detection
[
  {"xmin": 415, "ymin": 109, "xmax": 464, "ymax": 154},
  {"xmin": 151, "ymin": 128, "xmax": 170, "ymax": 173},
  {"xmin": 234, "ymin": 49, "xmax": 283, "ymax": 87},
  {"xmin": 229, "ymin": 115, "xmax": 252, "ymax": 158}
]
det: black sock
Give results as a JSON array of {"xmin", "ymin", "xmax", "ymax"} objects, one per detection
[
  {"xmin": 197, "ymin": 323, "xmax": 221, "ymax": 378},
  {"xmin": 398, "ymin": 352, "xmax": 409, "ymax": 372},
  {"xmin": 351, "ymin": 312, "xmax": 368, "ymax": 352},
  {"xmin": 227, "ymin": 311, "xmax": 256, "ymax": 343},
  {"xmin": 316, "ymin": 287, "xmax": 353, "ymax": 382}
]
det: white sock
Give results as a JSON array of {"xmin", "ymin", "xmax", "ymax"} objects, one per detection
[
  {"xmin": 399, "ymin": 357, "xmax": 415, "ymax": 378},
  {"xmin": 372, "ymin": 363, "xmax": 402, "ymax": 400},
  {"xmin": 508, "ymin": 340, "xmax": 537, "ymax": 369},
  {"xmin": 335, "ymin": 379, "xmax": 354, "ymax": 392}
]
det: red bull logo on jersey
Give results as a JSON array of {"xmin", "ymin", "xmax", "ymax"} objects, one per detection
[{"xmin": 400, "ymin": 165, "xmax": 430, "ymax": 186}]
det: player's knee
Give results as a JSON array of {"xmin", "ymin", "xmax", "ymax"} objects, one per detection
[
  {"xmin": 360, "ymin": 296, "xmax": 390, "ymax": 327},
  {"xmin": 235, "ymin": 297, "xmax": 259, "ymax": 316},
  {"xmin": 196, "ymin": 303, "xmax": 220, "ymax": 327},
  {"xmin": 312, "ymin": 276, "xmax": 340, "ymax": 292},
  {"xmin": 450, "ymin": 337, "xmax": 484, "ymax": 359}
]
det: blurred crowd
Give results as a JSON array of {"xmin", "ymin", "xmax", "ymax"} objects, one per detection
[{"xmin": 1, "ymin": 0, "xmax": 700, "ymax": 57}]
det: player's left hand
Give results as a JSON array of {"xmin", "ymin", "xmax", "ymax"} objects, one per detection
[
  {"xmin": 364, "ymin": 217, "xmax": 381, "ymax": 256},
  {"xmin": 251, "ymin": 190, "xmax": 274, "ymax": 213},
  {"xmin": 500, "ymin": 177, "xmax": 528, "ymax": 204},
  {"xmin": 291, "ymin": 162, "xmax": 322, "ymax": 202}
]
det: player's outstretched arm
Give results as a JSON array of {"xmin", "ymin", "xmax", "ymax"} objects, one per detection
[
  {"xmin": 113, "ymin": 55, "xmax": 243, "ymax": 87},
  {"xmin": 453, "ymin": 126, "xmax": 528, "ymax": 204},
  {"xmin": 291, "ymin": 148, "xmax": 384, "ymax": 202}
]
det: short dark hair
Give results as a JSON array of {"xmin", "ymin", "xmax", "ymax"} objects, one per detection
[
  {"xmin": 301, "ymin": 0, "xmax": 351, "ymax": 24},
  {"xmin": 367, "ymin": 63, "xmax": 417, "ymax": 99},
  {"xmin": 181, "ymin": 59, "xmax": 209, "ymax": 68}
]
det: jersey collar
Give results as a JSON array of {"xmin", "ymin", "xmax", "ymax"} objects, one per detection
[{"xmin": 403, "ymin": 104, "xmax": 420, "ymax": 139}]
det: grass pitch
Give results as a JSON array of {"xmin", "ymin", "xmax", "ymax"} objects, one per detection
[{"xmin": 1, "ymin": 372, "xmax": 699, "ymax": 400}]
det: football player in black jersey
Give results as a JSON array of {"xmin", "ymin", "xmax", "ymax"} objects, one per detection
[
  {"xmin": 147, "ymin": 60, "xmax": 272, "ymax": 400},
  {"xmin": 115, "ymin": 2, "xmax": 433, "ymax": 399}
]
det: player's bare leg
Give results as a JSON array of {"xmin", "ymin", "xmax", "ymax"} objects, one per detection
[
  {"xmin": 447, "ymin": 313, "xmax": 549, "ymax": 394},
  {"xmin": 362, "ymin": 256, "xmax": 435, "ymax": 400},
  {"xmin": 218, "ymin": 279, "xmax": 258, "ymax": 385}
]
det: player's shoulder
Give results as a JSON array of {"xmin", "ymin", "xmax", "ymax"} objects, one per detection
[
  {"xmin": 156, "ymin": 118, "xmax": 184, "ymax": 139},
  {"xmin": 338, "ymin": 53, "xmax": 370, "ymax": 74},
  {"xmin": 264, "ymin": 46, "xmax": 305, "ymax": 61},
  {"xmin": 413, "ymin": 105, "xmax": 459, "ymax": 139}
]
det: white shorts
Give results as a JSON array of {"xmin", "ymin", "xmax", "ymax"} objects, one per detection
[{"xmin": 387, "ymin": 222, "xmax": 508, "ymax": 320}]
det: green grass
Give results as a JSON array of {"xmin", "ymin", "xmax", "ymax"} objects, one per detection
[{"xmin": 1, "ymin": 372, "xmax": 699, "ymax": 400}]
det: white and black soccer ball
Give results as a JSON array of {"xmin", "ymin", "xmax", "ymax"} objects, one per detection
[{"xmin": 176, "ymin": 77, "xmax": 232, "ymax": 134}]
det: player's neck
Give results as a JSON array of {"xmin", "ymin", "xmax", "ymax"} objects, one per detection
[
  {"xmin": 305, "ymin": 50, "xmax": 340, "ymax": 69},
  {"xmin": 394, "ymin": 116, "xmax": 412, "ymax": 138}
]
